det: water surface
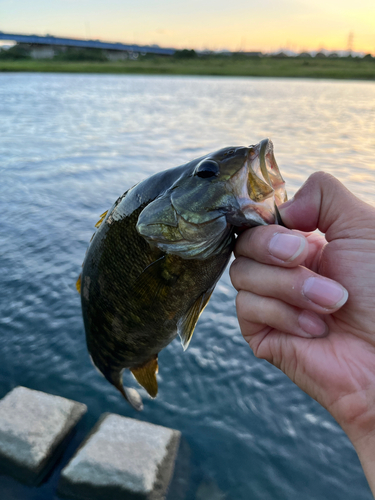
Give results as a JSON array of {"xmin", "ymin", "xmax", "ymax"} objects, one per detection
[{"xmin": 0, "ymin": 74, "xmax": 374, "ymax": 499}]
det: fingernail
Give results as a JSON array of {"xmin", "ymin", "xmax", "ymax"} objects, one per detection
[
  {"xmin": 298, "ymin": 310, "xmax": 328, "ymax": 337},
  {"xmin": 303, "ymin": 277, "xmax": 349, "ymax": 309},
  {"xmin": 268, "ymin": 233, "xmax": 306, "ymax": 262}
]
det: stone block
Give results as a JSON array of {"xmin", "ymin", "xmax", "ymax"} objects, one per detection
[
  {"xmin": 58, "ymin": 413, "xmax": 181, "ymax": 500},
  {"xmin": 0, "ymin": 386, "xmax": 87, "ymax": 485}
]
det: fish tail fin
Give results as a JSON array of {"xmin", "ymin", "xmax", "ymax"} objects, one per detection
[
  {"xmin": 131, "ymin": 356, "xmax": 159, "ymax": 398},
  {"xmin": 121, "ymin": 385, "xmax": 144, "ymax": 412},
  {"xmin": 89, "ymin": 353, "xmax": 143, "ymax": 411},
  {"xmin": 108, "ymin": 370, "xmax": 144, "ymax": 411}
]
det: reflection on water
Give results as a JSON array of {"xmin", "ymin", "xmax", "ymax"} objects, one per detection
[
  {"xmin": 0, "ymin": 74, "xmax": 374, "ymax": 500},
  {"xmin": 196, "ymin": 479, "xmax": 226, "ymax": 500}
]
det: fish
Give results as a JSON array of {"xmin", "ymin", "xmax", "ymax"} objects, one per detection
[{"xmin": 77, "ymin": 138, "xmax": 287, "ymax": 410}]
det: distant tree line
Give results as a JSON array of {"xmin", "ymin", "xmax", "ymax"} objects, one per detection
[
  {"xmin": 0, "ymin": 44, "xmax": 373, "ymax": 61},
  {"xmin": 0, "ymin": 45, "xmax": 30, "ymax": 59},
  {"xmin": 0, "ymin": 46, "xmax": 108, "ymax": 61}
]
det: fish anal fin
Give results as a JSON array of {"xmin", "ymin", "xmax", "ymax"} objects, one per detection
[
  {"xmin": 76, "ymin": 274, "xmax": 82, "ymax": 294},
  {"xmin": 131, "ymin": 356, "xmax": 158, "ymax": 398},
  {"xmin": 178, "ymin": 288, "xmax": 214, "ymax": 350},
  {"xmin": 95, "ymin": 210, "xmax": 108, "ymax": 228}
]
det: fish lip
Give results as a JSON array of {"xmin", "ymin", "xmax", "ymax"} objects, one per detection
[
  {"xmin": 246, "ymin": 139, "xmax": 264, "ymax": 163},
  {"xmin": 248, "ymin": 138, "xmax": 287, "ymax": 206},
  {"xmin": 226, "ymin": 139, "xmax": 286, "ymax": 227},
  {"xmin": 226, "ymin": 165, "xmax": 276, "ymax": 227}
]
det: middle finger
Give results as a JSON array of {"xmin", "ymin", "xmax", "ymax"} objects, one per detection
[{"xmin": 230, "ymin": 257, "xmax": 348, "ymax": 314}]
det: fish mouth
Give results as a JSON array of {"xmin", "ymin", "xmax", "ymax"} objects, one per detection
[
  {"xmin": 227, "ymin": 139, "xmax": 287, "ymax": 228},
  {"xmin": 249, "ymin": 139, "xmax": 287, "ymax": 206}
]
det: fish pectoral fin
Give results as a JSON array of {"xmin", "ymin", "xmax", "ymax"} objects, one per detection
[
  {"xmin": 134, "ymin": 255, "xmax": 179, "ymax": 304},
  {"xmin": 76, "ymin": 274, "xmax": 81, "ymax": 294},
  {"xmin": 178, "ymin": 288, "xmax": 214, "ymax": 351},
  {"xmin": 134, "ymin": 256, "xmax": 168, "ymax": 303},
  {"xmin": 131, "ymin": 356, "xmax": 159, "ymax": 398},
  {"xmin": 94, "ymin": 210, "xmax": 108, "ymax": 228}
]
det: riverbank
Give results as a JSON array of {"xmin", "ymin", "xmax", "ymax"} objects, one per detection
[{"xmin": 1, "ymin": 56, "xmax": 375, "ymax": 79}]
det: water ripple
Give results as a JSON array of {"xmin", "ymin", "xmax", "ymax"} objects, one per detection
[{"xmin": 0, "ymin": 74, "xmax": 373, "ymax": 500}]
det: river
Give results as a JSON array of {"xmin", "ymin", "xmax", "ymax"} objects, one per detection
[{"xmin": 0, "ymin": 73, "xmax": 374, "ymax": 499}]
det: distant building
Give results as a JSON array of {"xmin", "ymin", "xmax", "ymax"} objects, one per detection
[{"xmin": 30, "ymin": 46, "xmax": 55, "ymax": 59}]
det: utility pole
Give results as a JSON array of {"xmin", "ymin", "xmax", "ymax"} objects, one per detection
[{"xmin": 347, "ymin": 31, "xmax": 354, "ymax": 55}]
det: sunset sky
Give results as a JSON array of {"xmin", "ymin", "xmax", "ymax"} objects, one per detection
[{"xmin": 1, "ymin": 0, "xmax": 375, "ymax": 54}]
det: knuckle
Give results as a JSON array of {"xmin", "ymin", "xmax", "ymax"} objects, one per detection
[
  {"xmin": 308, "ymin": 171, "xmax": 337, "ymax": 188},
  {"xmin": 235, "ymin": 226, "xmax": 262, "ymax": 256},
  {"xmin": 229, "ymin": 259, "xmax": 238, "ymax": 284},
  {"xmin": 229, "ymin": 257, "xmax": 246, "ymax": 286},
  {"xmin": 234, "ymin": 231, "xmax": 251, "ymax": 257},
  {"xmin": 250, "ymin": 332, "xmax": 273, "ymax": 361},
  {"xmin": 309, "ymin": 170, "xmax": 328, "ymax": 182},
  {"xmin": 235, "ymin": 290, "xmax": 249, "ymax": 318}
]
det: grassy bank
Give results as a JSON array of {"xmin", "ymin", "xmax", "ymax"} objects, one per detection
[{"xmin": 1, "ymin": 56, "xmax": 375, "ymax": 80}]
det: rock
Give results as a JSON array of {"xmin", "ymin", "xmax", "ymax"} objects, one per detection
[
  {"xmin": 0, "ymin": 386, "xmax": 87, "ymax": 485},
  {"xmin": 58, "ymin": 413, "xmax": 181, "ymax": 500}
]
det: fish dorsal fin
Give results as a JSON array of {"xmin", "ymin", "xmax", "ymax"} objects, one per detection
[
  {"xmin": 76, "ymin": 274, "xmax": 81, "ymax": 294},
  {"xmin": 178, "ymin": 288, "xmax": 214, "ymax": 351},
  {"xmin": 95, "ymin": 210, "xmax": 108, "ymax": 228},
  {"xmin": 131, "ymin": 356, "xmax": 158, "ymax": 398}
]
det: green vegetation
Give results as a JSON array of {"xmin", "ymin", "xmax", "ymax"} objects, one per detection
[
  {"xmin": 174, "ymin": 49, "xmax": 198, "ymax": 59},
  {"xmin": 0, "ymin": 53, "xmax": 374, "ymax": 80},
  {"xmin": 0, "ymin": 45, "xmax": 31, "ymax": 60},
  {"xmin": 53, "ymin": 48, "xmax": 107, "ymax": 62}
]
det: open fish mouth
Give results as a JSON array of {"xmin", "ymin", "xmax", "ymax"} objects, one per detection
[
  {"xmin": 227, "ymin": 138, "xmax": 287, "ymax": 227},
  {"xmin": 249, "ymin": 139, "xmax": 287, "ymax": 206}
]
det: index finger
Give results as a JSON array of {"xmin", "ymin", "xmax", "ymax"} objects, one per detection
[{"xmin": 234, "ymin": 225, "xmax": 309, "ymax": 268}]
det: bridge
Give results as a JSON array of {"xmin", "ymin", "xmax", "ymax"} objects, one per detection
[{"xmin": 0, "ymin": 32, "xmax": 176, "ymax": 57}]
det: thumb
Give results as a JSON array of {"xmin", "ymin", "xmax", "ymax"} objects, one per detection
[{"xmin": 279, "ymin": 172, "xmax": 375, "ymax": 241}]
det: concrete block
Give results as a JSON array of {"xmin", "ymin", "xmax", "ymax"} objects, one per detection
[
  {"xmin": 0, "ymin": 386, "xmax": 87, "ymax": 485},
  {"xmin": 58, "ymin": 413, "xmax": 181, "ymax": 500}
]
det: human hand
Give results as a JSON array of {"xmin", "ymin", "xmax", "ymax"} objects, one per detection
[{"xmin": 230, "ymin": 172, "xmax": 375, "ymax": 490}]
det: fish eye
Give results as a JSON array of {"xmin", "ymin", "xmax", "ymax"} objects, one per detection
[{"xmin": 195, "ymin": 160, "xmax": 220, "ymax": 178}]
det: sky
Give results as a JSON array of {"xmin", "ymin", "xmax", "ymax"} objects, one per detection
[{"xmin": 1, "ymin": 0, "xmax": 375, "ymax": 54}]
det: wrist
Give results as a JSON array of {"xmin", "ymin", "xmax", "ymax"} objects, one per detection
[
  {"xmin": 324, "ymin": 380, "xmax": 375, "ymax": 445},
  {"xmin": 349, "ymin": 430, "xmax": 375, "ymax": 494},
  {"xmin": 334, "ymin": 402, "xmax": 375, "ymax": 496}
]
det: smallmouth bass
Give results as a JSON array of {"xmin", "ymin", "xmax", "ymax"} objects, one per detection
[{"xmin": 78, "ymin": 139, "xmax": 286, "ymax": 410}]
